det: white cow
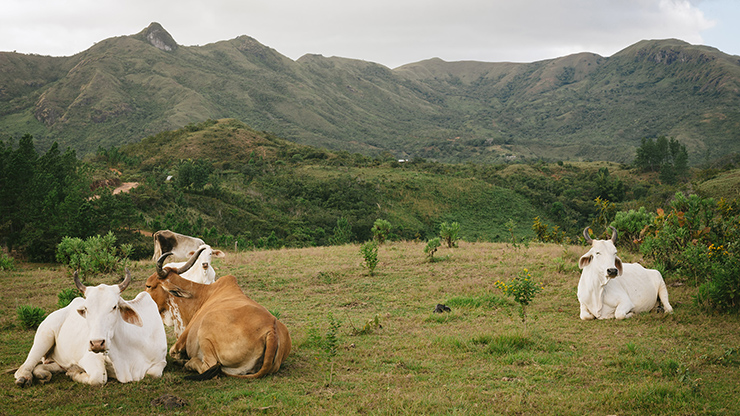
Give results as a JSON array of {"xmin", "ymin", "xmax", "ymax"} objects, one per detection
[
  {"xmin": 14, "ymin": 270, "xmax": 167, "ymax": 387},
  {"xmin": 577, "ymin": 227, "xmax": 673, "ymax": 320},
  {"xmin": 163, "ymin": 244, "xmax": 225, "ymax": 284},
  {"xmin": 152, "ymin": 230, "xmax": 205, "ymax": 261}
]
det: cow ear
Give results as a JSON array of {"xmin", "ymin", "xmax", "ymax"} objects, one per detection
[
  {"xmin": 213, "ymin": 250, "xmax": 226, "ymax": 258},
  {"xmin": 188, "ymin": 251, "xmax": 196, "ymax": 257},
  {"xmin": 165, "ymin": 284, "xmax": 193, "ymax": 299},
  {"xmin": 578, "ymin": 254, "xmax": 592, "ymax": 269},
  {"xmin": 615, "ymin": 257, "xmax": 623, "ymax": 275},
  {"xmin": 119, "ymin": 302, "xmax": 143, "ymax": 327}
]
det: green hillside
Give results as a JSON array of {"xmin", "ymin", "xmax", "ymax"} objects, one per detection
[{"xmin": 1, "ymin": 23, "xmax": 739, "ymax": 165}]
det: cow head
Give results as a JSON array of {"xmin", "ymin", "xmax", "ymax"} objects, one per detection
[
  {"xmin": 578, "ymin": 227, "xmax": 623, "ymax": 283},
  {"xmin": 73, "ymin": 269, "xmax": 142, "ymax": 353},
  {"xmin": 146, "ymin": 251, "xmax": 203, "ymax": 332},
  {"xmin": 187, "ymin": 244, "xmax": 225, "ymax": 275}
]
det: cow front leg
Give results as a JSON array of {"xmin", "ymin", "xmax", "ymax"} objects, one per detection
[
  {"xmin": 14, "ymin": 321, "xmax": 58, "ymax": 387},
  {"xmin": 32, "ymin": 361, "xmax": 64, "ymax": 384},
  {"xmin": 66, "ymin": 353, "xmax": 107, "ymax": 386},
  {"xmin": 579, "ymin": 303, "xmax": 596, "ymax": 320},
  {"xmin": 614, "ymin": 303, "xmax": 635, "ymax": 320},
  {"xmin": 169, "ymin": 326, "xmax": 192, "ymax": 362}
]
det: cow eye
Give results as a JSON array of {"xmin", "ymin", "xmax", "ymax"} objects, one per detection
[{"xmin": 112, "ymin": 305, "xmax": 117, "ymax": 310}]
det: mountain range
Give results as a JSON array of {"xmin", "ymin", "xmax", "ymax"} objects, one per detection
[{"xmin": 1, "ymin": 22, "xmax": 739, "ymax": 165}]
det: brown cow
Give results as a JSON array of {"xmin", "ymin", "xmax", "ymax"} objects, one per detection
[{"xmin": 145, "ymin": 253, "xmax": 291, "ymax": 379}]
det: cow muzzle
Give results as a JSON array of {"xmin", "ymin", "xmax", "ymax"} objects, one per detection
[
  {"xmin": 202, "ymin": 262, "xmax": 208, "ymax": 270},
  {"xmin": 90, "ymin": 339, "xmax": 107, "ymax": 353},
  {"xmin": 606, "ymin": 268, "xmax": 619, "ymax": 278}
]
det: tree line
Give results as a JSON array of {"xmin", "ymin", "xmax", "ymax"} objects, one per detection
[{"xmin": 0, "ymin": 135, "xmax": 139, "ymax": 261}]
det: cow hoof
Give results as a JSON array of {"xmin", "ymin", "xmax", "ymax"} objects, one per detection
[
  {"xmin": 66, "ymin": 364, "xmax": 85, "ymax": 377},
  {"xmin": 169, "ymin": 349, "xmax": 187, "ymax": 361},
  {"xmin": 36, "ymin": 371, "xmax": 52, "ymax": 384},
  {"xmin": 15, "ymin": 376, "xmax": 32, "ymax": 388}
]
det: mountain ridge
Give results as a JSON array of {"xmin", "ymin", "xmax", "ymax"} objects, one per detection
[{"xmin": 1, "ymin": 23, "xmax": 738, "ymax": 164}]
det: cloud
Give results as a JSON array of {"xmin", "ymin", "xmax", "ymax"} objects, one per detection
[{"xmin": 0, "ymin": 0, "xmax": 719, "ymax": 67}]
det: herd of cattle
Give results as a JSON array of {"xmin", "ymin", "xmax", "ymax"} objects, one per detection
[{"xmin": 13, "ymin": 227, "xmax": 672, "ymax": 387}]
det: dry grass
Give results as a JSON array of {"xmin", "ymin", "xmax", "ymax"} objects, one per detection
[{"xmin": 2, "ymin": 241, "xmax": 739, "ymax": 415}]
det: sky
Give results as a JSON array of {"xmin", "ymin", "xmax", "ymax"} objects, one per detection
[{"xmin": 1, "ymin": 0, "xmax": 738, "ymax": 69}]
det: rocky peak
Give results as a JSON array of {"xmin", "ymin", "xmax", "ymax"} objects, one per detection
[{"xmin": 142, "ymin": 22, "xmax": 178, "ymax": 52}]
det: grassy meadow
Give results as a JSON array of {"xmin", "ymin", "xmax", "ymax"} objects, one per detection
[{"xmin": 2, "ymin": 241, "xmax": 739, "ymax": 415}]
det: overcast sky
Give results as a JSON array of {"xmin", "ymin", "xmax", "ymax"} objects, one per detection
[{"xmin": 1, "ymin": 0, "xmax": 738, "ymax": 68}]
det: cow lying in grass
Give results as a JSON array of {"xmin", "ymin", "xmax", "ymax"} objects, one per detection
[
  {"xmin": 14, "ymin": 270, "xmax": 167, "ymax": 386},
  {"xmin": 146, "ymin": 253, "xmax": 291, "ymax": 379},
  {"xmin": 578, "ymin": 227, "xmax": 673, "ymax": 320},
  {"xmin": 163, "ymin": 244, "xmax": 225, "ymax": 284}
]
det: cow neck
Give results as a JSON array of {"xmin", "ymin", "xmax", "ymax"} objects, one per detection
[
  {"xmin": 580, "ymin": 267, "xmax": 607, "ymax": 318},
  {"xmin": 170, "ymin": 276, "xmax": 210, "ymax": 324}
]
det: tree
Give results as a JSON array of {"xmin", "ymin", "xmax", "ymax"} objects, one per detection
[{"xmin": 633, "ymin": 136, "xmax": 689, "ymax": 184}]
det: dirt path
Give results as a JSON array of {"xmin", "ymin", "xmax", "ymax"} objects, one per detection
[{"xmin": 112, "ymin": 182, "xmax": 139, "ymax": 195}]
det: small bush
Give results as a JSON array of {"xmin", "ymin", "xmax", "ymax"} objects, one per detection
[
  {"xmin": 329, "ymin": 217, "xmax": 353, "ymax": 245},
  {"xmin": 58, "ymin": 288, "xmax": 83, "ymax": 308},
  {"xmin": 532, "ymin": 216, "xmax": 566, "ymax": 244},
  {"xmin": 495, "ymin": 269, "xmax": 543, "ymax": 327},
  {"xmin": 371, "ymin": 219, "xmax": 392, "ymax": 244},
  {"xmin": 424, "ymin": 237, "xmax": 441, "ymax": 262},
  {"xmin": 0, "ymin": 251, "xmax": 15, "ymax": 271},
  {"xmin": 360, "ymin": 240, "xmax": 379, "ymax": 275},
  {"xmin": 439, "ymin": 221, "xmax": 460, "ymax": 248},
  {"xmin": 56, "ymin": 231, "xmax": 132, "ymax": 277},
  {"xmin": 611, "ymin": 207, "xmax": 655, "ymax": 251},
  {"xmin": 17, "ymin": 305, "xmax": 46, "ymax": 329}
]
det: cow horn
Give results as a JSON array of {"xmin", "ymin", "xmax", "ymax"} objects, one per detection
[
  {"xmin": 583, "ymin": 227, "xmax": 593, "ymax": 243},
  {"xmin": 156, "ymin": 252, "xmax": 173, "ymax": 279},
  {"xmin": 610, "ymin": 226, "xmax": 618, "ymax": 244},
  {"xmin": 177, "ymin": 246, "xmax": 206, "ymax": 275},
  {"xmin": 73, "ymin": 270, "xmax": 86, "ymax": 294},
  {"xmin": 118, "ymin": 268, "xmax": 132, "ymax": 292}
]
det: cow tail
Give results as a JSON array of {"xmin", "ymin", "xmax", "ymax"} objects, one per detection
[
  {"xmin": 228, "ymin": 318, "xmax": 279, "ymax": 380},
  {"xmin": 184, "ymin": 363, "xmax": 222, "ymax": 381}
]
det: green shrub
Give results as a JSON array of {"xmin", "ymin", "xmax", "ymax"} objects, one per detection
[
  {"xmin": 696, "ymin": 251, "xmax": 740, "ymax": 313},
  {"xmin": 495, "ymin": 269, "xmax": 543, "ymax": 327},
  {"xmin": 17, "ymin": 305, "xmax": 46, "ymax": 329},
  {"xmin": 612, "ymin": 207, "xmax": 655, "ymax": 252},
  {"xmin": 532, "ymin": 216, "xmax": 566, "ymax": 244},
  {"xmin": 58, "ymin": 288, "xmax": 83, "ymax": 308},
  {"xmin": 371, "ymin": 219, "xmax": 392, "ymax": 244},
  {"xmin": 359, "ymin": 240, "xmax": 379, "ymax": 275},
  {"xmin": 424, "ymin": 237, "xmax": 441, "ymax": 262},
  {"xmin": 439, "ymin": 221, "xmax": 460, "ymax": 248},
  {"xmin": 329, "ymin": 217, "xmax": 353, "ymax": 245},
  {"xmin": 0, "ymin": 251, "xmax": 15, "ymax": 271},
  {"xmin": 56, "ymin": 231, "xmax": 132, "ymax": 277}
]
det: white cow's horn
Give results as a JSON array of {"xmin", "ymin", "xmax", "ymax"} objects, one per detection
[
  {"xmin": 583, "ymin": 227, "xmax": 593, "ymax": 243},
  {"xmin": 118, "ymin": 268, "xmax": 132, "ymax": 292},
  {"xmin": 73, "ymin": 270, "xmax": 86, "ymax": 294}
]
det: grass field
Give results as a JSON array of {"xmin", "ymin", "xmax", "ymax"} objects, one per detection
[{"xmin": 2, "ymin": 241, "xmax": 739, "ymax": 415}]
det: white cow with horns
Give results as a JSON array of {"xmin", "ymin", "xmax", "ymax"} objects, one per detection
[
  {"xmin": 577, "ymin": 227, "xmax": 673, "ymax": 320},
  {"xmin": 163, "ymin": 244, "xmax": 225, "ymax": 284},
  {"xmin": 14, "ymin": 270, "xmax": 167, "ymax": 387}
]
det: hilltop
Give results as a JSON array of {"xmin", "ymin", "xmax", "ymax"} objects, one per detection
[{"xmin": 1, "ymin": 23, "xmax": 739, "ymax": 164}]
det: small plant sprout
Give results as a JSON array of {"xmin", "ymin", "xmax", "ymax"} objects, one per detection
[
  {"xmin": 360, "ymin": 240, "xmax": 379, "ymax": 275},
  {"xmin": 439, "ymin": 221, "xmax": 460, "ymax": 248},
  {"xmin": 495, "ymin": 268, "xmax": 544, "ymax": 330},
  {"xmin": 424, "ymin": 237, "xmax": 441, "ymax": 262},
  {"xmin": 371, "ymin": 219, "xmax": 392, "ymax": 244}
]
